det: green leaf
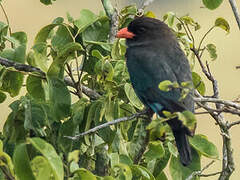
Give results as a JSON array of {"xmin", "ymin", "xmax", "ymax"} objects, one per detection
[
  {"xmin": 119, "ymin": 154, "xmax": 133, "ymax": 166},
  {"xmin": 23, "ymin": 98, "xmax": 47, "ymax": 136},
  {"xmin": 0, "ymin": 69, "xmax": 24, "ymax": 97},
  {"xmin": 202, "ymin": 0, "xmax": 223, "ymax": 10},
  {"xmin": 177, "ymin": 111, "xmax": 196, "ymax": 133},
  {"xmin": 120, "ymin": 5, "xmax": 137, "ymax": 17},
  {"xmin": 0, "ymin": 32, "xmax": 27, "ymax": 97},
  {"xmin": 72, "ymin": 168, "xmax": 97, "ymax": 180},
  {"xmin": 51, "ymin": 25, "xmax": 74, "ymax": 51},
  {"xmin": 66, "ymin": 12, "xmax": 74, "ymax": 23},
  {"xmin": 144, "ymin": 11, "xmax": 156, "ymax": 18},
  {"xmin": 144, "ymin": 141, "xmax": 165, "ymax": 162},
  {"xmin": 31, "ymin": 156, "xmax": 53, "ymax": 180},
  {"xmin": 192, "ymin": 72, "xmax": 206, "ymax": 95},
  {"xmin": 85, "ymin": 100, "xmax": 104, "ymax": 145},
  {"xmin": 215, "ymin": 17, "xmax": 230, "ymax": 33},
  {"xmin": 104, "ymin": 94, "xmax": 115, "ymax": 122},
  {"xmin": 0, "ymin": 91, "xmax": 6, "ymax": 103},
  {"xmin": 74, "ymin": 9, "xmax": 101, "ymax": 33},
  {"xmin": 110, "ymin": 153, "xmax": 119, "ymax": 167},
  {"xmin": 57, "ymin": 118, "xmax": 76, "ymax": 153},
  {"xmin": 47, "ymin": 42, "xmax": 84, "ymax": 79},
  {"xmin": 153, "ymin": 147, "xmax": 170, "ymax": 176},
  {"xmin": 103, "ymin": 60, "xmax": 114, "ymax": 81},
  {"xmin": 52, "ymin": 17, "xmax": 64, "ymax": 24},
  {"xmin": 124, "ymin": 83, "xmax": 144, "ymax": 110},
  {"xmin": 26, "ymin": 75, "xmax": 46, "ymax": 101},
  {"xmin": 158, "ymin": 80, "xmax": 173, "ymax": 92},
  {"xmin": 190, "ymin": 134, "xmax": 219, "ymax": 159},
  {"xmin": 82, "ymin": 16, "xmax": 109, "ymax": 43},
  {"xmin": 131, "ymin": 165, "xmax": 155, "ymax": 180},
  {"xmin": 85, "ymin": 40, "xmax": 112, "ymax": 51},
  {"xmin": 92, "ymin": 49, "xmax": 104, "ymax": 59},
  {"xmin": 163, "ymin": 12, "xmax": 175, "ymax": 27},
  {"xmin": 40, "ymin": 0, "xmax": 56, "ymax": 5},
  {"xmin": 206, "ymin": 43, "xmax": 217, "ymax": 60},
  {"xmin": 113, "ymin": 163, "xmax": 132, "ymax": 180},
  {"xmin": 34, "ymin": 24, "xmax": 59, "ymax": 44},
  {"xmin": 29, "ymin": 137, "xmax": 64, "ymax": 180},
  {"xmin": 13, "ymin": 143, "xmax": 35, "ymax": 180},
  {"xmin": 0, "ymin": 140, "xmax": 15, "ymax": 177},
  {"xmin": 169, "ymin": 148, "xmax": 201, "ymax": 180},
  {"xmin": 0, "ymin": 21, "xmax": 8, "ymax": 44},
  {"xmin": 168, "ymin": 141, "xmax": 178, "ymax": 157},
  {"xmin": 156, "ymin": 171, "xmax": 168, "ymax": 180},
  {"xmin": 48, "ymin": 77, "xmax": 71, "ymax": 120},
  {"xmin": 72, "ymin": 98, "xmax": 89, "ymax": 125}
]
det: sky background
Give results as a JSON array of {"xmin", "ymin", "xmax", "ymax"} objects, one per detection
[{"xmin": 0, "ymin": 0, "xmax": 240, "ymax": 179}]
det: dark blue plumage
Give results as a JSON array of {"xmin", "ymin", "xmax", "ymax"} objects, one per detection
[{"xmin": 117, "ymin": 17, "xmax": 194, "ymax": 166}]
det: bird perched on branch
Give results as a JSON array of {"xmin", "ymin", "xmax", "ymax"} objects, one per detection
[{"xmin": 116, "ymin": 17, "xmax": 195, "ymax": 166}]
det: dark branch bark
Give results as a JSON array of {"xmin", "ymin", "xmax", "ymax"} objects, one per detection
[
  {"xmin": 0, "ymin": 56, "xmax": 101, "ymax": 100},
  {"xmin": 65, "ymin": 111, "xmax": 147, "ymax": 140}
]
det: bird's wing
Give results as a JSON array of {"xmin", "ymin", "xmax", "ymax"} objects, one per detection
[{"xmin": 126, "ymin": 45, "xmax": 193, "ymax": 113}]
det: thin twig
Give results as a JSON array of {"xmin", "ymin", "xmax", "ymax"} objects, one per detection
[
  {"xmin": 64, "ymin": 111, "xmax": 147, "ymax": 140},
  {"xmin": 0, "ymin": 2, "xmax": 12, "ymax": 35},
  {"xmin": 198, "ymin": 26, "xmax": 215, "ymax": 51},
  {"xmin": 228, "ymin": 0, "xmax": 240, "ymax": 29},
  {"xmin": 186, "ymin": 160, "xmax": 216, "ymax": 180},
  {"xmin": 194, "ymin": 97, "xmax": 240, "ymax": 110},
  {"xmin": 227, "ymin": 120, "xmax": 240, "ymax": 129},
  {"xmin": 199, "ymin": 171, "xmax": 221, "ymax": 177}
]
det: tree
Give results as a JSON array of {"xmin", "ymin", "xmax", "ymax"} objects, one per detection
[{"xmin": 0, "ymin": 0, "xmax": 239, "ymax": 179}]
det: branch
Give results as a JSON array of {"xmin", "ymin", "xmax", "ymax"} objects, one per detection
[
  {"xmin": 0, "ymin": 56, "xmax": 45, "ymax": 77},
  {"xmin": 0, "ymin": 56, "xmax": 101, "ymax": 100},
  {"xmin": 228, "ymin": 0, "xmax": 240, "ymax": 30},
  {"xmin": 191, "ymin": 46, "xmax": 235, "ymax": 179},
  {"xmin": 194, "ymin": 97, "xmax": 240, "ymax": 110},
  {"xmin": 227, "ymin": 120, "xmax": 240, "ymax": 129},
  {"xmin": 64, "ymin": 111, "xmax": 147, "ymax": 140},
  {"xmin": 186, "ymin": 160, "xmax": 216, "ymax": 180},
  {"xmin": 191, "ymin": 48, "xmax": 219, "ymax": 98},
  {"xmin": 101, "ymin": 0, "xmax": 118, "ymax": 43}
]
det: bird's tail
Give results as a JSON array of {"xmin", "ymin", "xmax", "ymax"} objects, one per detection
[{"xmin": 172, "ymin": 128, "xmax": 192, "ymax": 166}]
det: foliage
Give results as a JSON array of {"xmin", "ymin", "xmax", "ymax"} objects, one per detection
[{"xmin": 0, "ymin": 0, "xmax": 232, "ymax": 179}]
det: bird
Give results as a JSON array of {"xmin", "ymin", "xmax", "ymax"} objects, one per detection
[{"xmin": 116, "ymin": 17, "xmax": 194, "ymax": 166}]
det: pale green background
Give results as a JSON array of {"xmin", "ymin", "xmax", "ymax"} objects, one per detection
[{"xmin": 0, "ymin": 0, "xmax": 240, "ymax": 179}]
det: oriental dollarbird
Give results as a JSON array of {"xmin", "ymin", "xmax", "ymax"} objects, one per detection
[{"xmin": 116, "ymin": 17, "xmax": 194, "ymax": 166}]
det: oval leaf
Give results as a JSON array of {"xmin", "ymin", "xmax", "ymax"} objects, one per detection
[
  {"xmin": 26, "ymin": 75, "xmax": 46, "ymax": 101},
  {"xmin": 124, "ymin": 83, "xmax": 144, "ymax": 110},
  {"xmin": 189, "ymin": 134, "xmax": 219, "ymax": 159},
  {"xmin": 144, "ymin": 141, "xmax": 165, "ymax": 162},
  {"xmin": 13, "ymin": 143, "xmax": 35, "ymax": 180},
  {"xmin": 158, "ymin": 80, "xmax": 173, "ymax": 92},
  {"xmin": 170, "ymin": 147, "xmax": 201, "ymax": 180},
  {"xmin": 192, "ymin": 72, "xmax": 206, "ymax": 96},
  {"xmin": 29, "ymin": 137, "xmax": 64, "ymax": 180},
  {"xmin": 31, "ymin": 156, "xmax": 53, "ymax": 180},
  {"xmin": 206, "ymin": 43, "xmax": 217, "ymax": 60},
  {"xmin": 202, "ymin": 0, "xmax": 223, "ymax": 10},
  {"xmin": 215, "ymin": 17, "xmax": 230, "ymax": 33}
]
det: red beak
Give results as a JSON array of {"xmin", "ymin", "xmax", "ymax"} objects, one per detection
[{"xmin": 116, "ymin": 27, "xmax": 135, "ymax": 39}]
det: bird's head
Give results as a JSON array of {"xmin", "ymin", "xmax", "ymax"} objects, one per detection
[{"xmin": 116, "ymin": 17, "xmax": 173, "ymax": 46}]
